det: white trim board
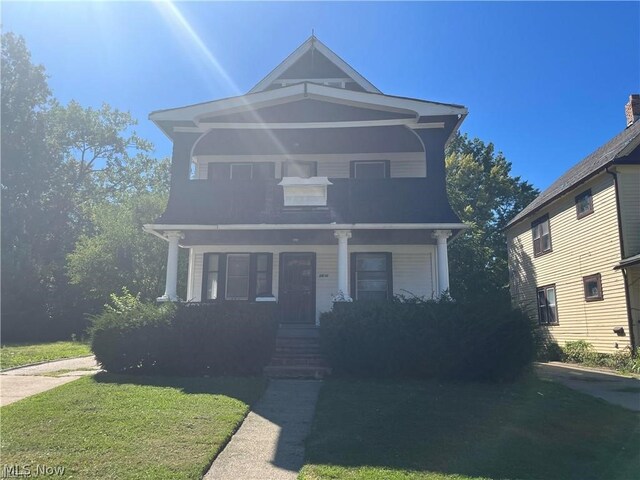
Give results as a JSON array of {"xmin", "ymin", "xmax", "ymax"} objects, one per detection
[{"xmin": 144, "ymin": 223, "xmax": 469, "ymax": 237}]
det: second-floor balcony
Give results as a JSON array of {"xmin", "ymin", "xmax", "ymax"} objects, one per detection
[{"xmin": 158, "ymin": 177, "xmax": 460, "ymax": 226}]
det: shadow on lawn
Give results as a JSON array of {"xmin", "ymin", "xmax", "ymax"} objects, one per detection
[
  {"xmin": 303, "ymin": 375, "xmax": 640, "ymax": 480},
  {"xmin": 92, "ymin": 372, "xmax": 265, "ymax": 405}
]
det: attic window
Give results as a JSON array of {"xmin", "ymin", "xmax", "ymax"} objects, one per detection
[{"xmin": 575, "ymin": 190, "xmax": 594, "ymax": 219}]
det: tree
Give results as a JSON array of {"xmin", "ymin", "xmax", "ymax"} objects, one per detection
[
  {"xmin": 67, "ymin": 191, "xmax": 184, "ymax": 302},
  {"xmin": 445, "ymin": 133, "xmax": 539, "ymax": 301},
  {"xmin": 1, "ymin": 32, "xmax": 170, "ymax": 341},
  {"xmin": 1, "ymin": 32, "xmax": 60, "ymax": 340}
]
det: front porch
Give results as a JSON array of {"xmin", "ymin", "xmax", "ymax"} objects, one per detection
[{"xmin": 148, "ymin": 229, "xmax": 459, "ymax": 324}]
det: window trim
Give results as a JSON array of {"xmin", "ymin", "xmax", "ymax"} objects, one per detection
[
  {"xmin": 536, "ymin": 284, "xmax": 559, "ymax": 325},
  {"xmin": 531, "ymin": 214, "xmax": 552, "ymax": 257},
  {"xmin": 350, "ymin": 160, "xmax": 390, "ymax": 179},
  {"xmin": 583, "ymin": 273, "xmax": 603, "ymax": 302},
  {"xmin": 350, "ymin": 252, "xmax": 393, "ymax": 301},
  {"xmin": 575, "ymin": 189, "xmax": 594, "ymax": 219}
]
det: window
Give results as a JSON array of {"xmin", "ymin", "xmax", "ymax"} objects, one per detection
[
  {"xmin": 283, "ymin": 161, "xmax": 317, "ymax": 178},
  {"xmin": 352, "ymin": 253, "xmax": 392, "ymax": 301},
  {"xmin": 532, "ymin": 215, "xmax": 552, "ymax": 256},
  {"xmin": 583, "ymin": 274, "xmax": 603, "ymax": 302},
  {"xmin": 230, "ymin": 163, "xmax": 253, "ymax": 180},
  {"xmin": 351, "ymin": 161, "xmax": 389, "ymax": 179},
  {"xmin": 202, "ymin": 253, "xmax": 273, "ymax": 301},
  {"xmin": 226, "ymin": 254, "xmax": 250, "ymax": 300},
  {"xmin": 575, "ymin": 189, "xmax": 594, "ymax": 219},
  {"xmin": 255, "ymin": 253, "xmax": 272, "ymax": 297},
  {"xmin": 537, "ymin": 285, "xmax": 558, "ymax": 325},
  {"xmin": 202, "ymin": 254, "xmax": 219, "ymax": 300}
]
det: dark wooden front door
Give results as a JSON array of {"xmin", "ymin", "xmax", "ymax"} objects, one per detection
[{"xmin": 279, "ymin": 253, "xmax": 316, "ymax": 324}]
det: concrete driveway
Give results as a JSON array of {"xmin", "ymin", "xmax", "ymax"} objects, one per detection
[
  {"xmin": 1, "ymin": 356, "xmax": 99, "ymax": 406},
  {"xmin": 535, "ymin": 362, "xmax": 640, "ymax": 412}
]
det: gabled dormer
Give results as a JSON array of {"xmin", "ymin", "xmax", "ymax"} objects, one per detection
[{"xmin": 249, "ymin": 35, "xmax": 380, "ymax": 93}]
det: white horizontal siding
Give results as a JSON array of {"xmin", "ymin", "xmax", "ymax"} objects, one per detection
[
  {"xmin": 188, "ymin": 244, "xmax": 436, "ymax": 322},
  {"xmin": 507, "ymin": 173, "xmax": 630, "ymax": 353}
]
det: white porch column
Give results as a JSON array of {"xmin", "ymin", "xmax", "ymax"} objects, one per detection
[
  {"xmin": 433, "ymin": 230, "xmax": 452, "ymax": 296},
  {"xmin": 158, "ymin": 231, "xmax": 182, "ymax": 302},
  {"xmin": 334, "ymin": 230, "xmax": 352, "ymax": 301}
]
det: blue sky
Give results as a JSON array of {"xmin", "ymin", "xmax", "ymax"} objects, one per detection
[{"xmin": 4, "ymin": 1, "xmax": 639, "ymax": 190}]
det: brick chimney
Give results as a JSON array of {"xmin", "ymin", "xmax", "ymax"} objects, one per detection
[{"xmin": 625, "ymin": 94, "xmax": 640, "ymax": 127}]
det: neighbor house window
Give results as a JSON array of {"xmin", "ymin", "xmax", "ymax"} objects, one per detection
[
  {"xmin": 351, "ymin": 161, "xmax": 389, "ymax": 179},
  {"xmin": 532, "ymin": 215, "xmax": 552, "ymax": 256},
  {"xmin": 575, "ymin": 189, "xmax": 594, "ymax": 219},
  {"xmin": 583, "ymin": 273, "xmax": 603, "ymax": 302},
  {"xmin": 352, "ymin": 253, "xmax": 392, "ymax": 301},
  {"xmin": 537, "ymin": 285, "xmax": 558, "ymax": 325},
  {"xmin": 202, "ymin": 253, "xmax": 219, "ymax": 300},
  {"xmin": 283, "ymin": 161, "xmax": 317, "ymax": 178},
  {"xmin": 226, "ymin": 254, "xmax": 250, "ymax": 300}
]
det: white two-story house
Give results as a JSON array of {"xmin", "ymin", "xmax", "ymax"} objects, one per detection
[{"xmin": 145, "ymin": 36, "xmax": 468, "ymax": 325}]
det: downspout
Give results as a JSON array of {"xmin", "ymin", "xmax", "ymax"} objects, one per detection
[{"xmin": 606, "ymin": 166, "xmax": 636, "ymax": 352}]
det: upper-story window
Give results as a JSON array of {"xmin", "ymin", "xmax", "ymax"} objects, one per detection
[
  {"xmin": 532, "ymin": 214, "xmax": 552, "ymax": 257},
  {"xmin": 207, "ymin": 162, "xmax": 275, "ymax": 180},
  {"xmin": 351, "ymin": 160, "xmax": 389, "ymax": 179},
  {"xmin": 575, "ymin": 189, "xmax": 594, "ymax": 219},
  {"xmin": 283, "ymin": 161, "xmax": 317, "ymax": 178}
]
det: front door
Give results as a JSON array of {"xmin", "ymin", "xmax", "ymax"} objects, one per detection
[{"xmin": 279, "ymin": 253, "xmax": 316, "ymax": 324}]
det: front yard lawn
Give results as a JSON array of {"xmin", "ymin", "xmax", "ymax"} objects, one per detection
[
  {"xmin": 300, "ymin": 376, "xmax": 639, "ymax": 480},
  {"xmin": 0, "ymin": 341, "xmax": 92, "ymax": 370},
  {"xmin": 1, "ymin": 373, "xmax": 266, "ymax": 479}
]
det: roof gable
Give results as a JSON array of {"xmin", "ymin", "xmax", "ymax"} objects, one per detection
[
  {"xmin": 507, "ymin": 121, "xmax": 640, "ymax": 228},
  {"xmin": 249, "ymin": 36, "xmax": 380, "ymax": 94}
]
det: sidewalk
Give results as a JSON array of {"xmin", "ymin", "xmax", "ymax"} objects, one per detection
[
  {"xmin": 1, "ymin": 356, "xmax": 99, "ymax": 406},
  {"xmin": 204, "ymin": 379, "xmax": 322, "ymax": 480},
  {"xmin": 535, "ymin": 361, "xmax": 640, "ymax": 412}
]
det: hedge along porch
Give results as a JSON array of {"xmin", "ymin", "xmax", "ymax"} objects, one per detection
[{"xmin": 144, "ymin": 227, "xmax": 458, "ymax": 325}]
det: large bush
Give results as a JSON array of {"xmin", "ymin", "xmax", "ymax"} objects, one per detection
[
  {"xmin": 91, "ymin": 291, "xmax": 278, "ymax": 375},
  {"xmin": 321, "ymin": 297, "xmax": 535, "ymax": 382}
]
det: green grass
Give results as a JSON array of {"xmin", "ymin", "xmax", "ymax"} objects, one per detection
[
  {"xmin": 300, "ymin": 376, "xmax": 639, "ymax": 480},
  {"xmin": 0, "ymin": 341, "xmax": 92, "ymax": 370},
  {"xmin": 1, "ymin": 373, "xmax": 266, "ymax": 479}
]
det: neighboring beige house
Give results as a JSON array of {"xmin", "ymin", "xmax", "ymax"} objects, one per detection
[{"xmin": 507, "ymin": 95, "xmax": 640, "ymax": 354}]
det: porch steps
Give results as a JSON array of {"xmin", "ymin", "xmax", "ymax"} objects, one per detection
[{"xmin": 264, "ymin": 324, "xmax": 331, "ymax": 379}]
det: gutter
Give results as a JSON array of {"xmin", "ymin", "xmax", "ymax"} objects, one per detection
[{"xmin": 606, "ymin": 166, "xmax": 636, "ymax": 352}]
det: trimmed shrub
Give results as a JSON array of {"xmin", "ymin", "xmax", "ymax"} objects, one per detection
[
  {"xmin": 321, "ymin": 297, "xmax": 535, "ymax": 382},
  {"xmin": 90, "ymin": 291, "xmax": 278, "ymax": 375}
]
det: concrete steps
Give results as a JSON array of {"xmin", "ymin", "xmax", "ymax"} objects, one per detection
[{"xmin": 264, "ymin": 324, "xmax": 332, "ymax": 379}]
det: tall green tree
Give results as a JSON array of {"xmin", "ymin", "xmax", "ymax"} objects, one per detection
[
  {"xmin": 1, "ymin": 32, "xmax": 60, "ymax": 339},
  {"xmin": 446, "ymin": 133, "xmax": 539, "ymax": 301},
  {"xmin": 1, "ymin": 33, "xmax": 169, "ymax": 340}
]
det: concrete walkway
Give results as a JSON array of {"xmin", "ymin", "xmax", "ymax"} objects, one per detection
[
  {"xmin": 205, "ymin": 379, "xmax": 322, "ymax": 480},
  {"xmin": 535, "ymin": 362, "xmax": 640, "ymax": 412},
  {"xmin": 1, "ymin": 356, "xmax": 99, "ymax": 406}
]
